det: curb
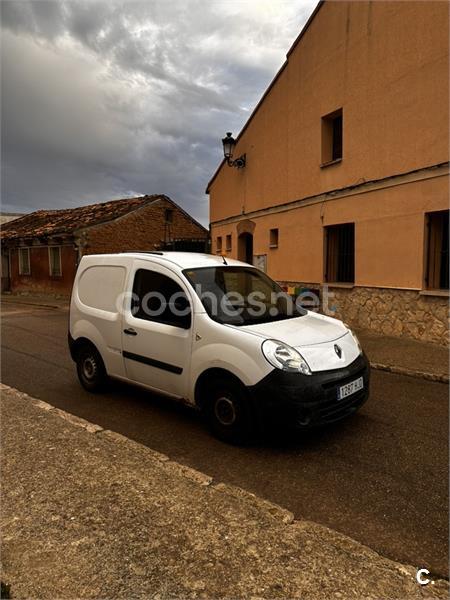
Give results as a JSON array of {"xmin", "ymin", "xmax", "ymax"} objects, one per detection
[
  {"xmin": 1, "ymin": 296, "xmax": 68, "ymax": 310},
  {"xmin": 370, "ymin": 362, "xmax": 449, "ymax": 384},
  {"xmin": 1, "ymin": 300, "xmax": 64, "ymax": 310}
]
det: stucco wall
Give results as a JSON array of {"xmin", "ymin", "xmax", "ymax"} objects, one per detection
[
  {"xmin": 208, "ymin": 1, "xmax": 449, "ymax": 345},
  {"xmin": 211, "ymin": 174, "xmax": 448, "ymax": 289},
  {"xmin": 209, "ymin": 0, "xmax": 449, "ymax": 222},
  {"xmin": 210, "ymin": 172, "xmax": 449, "ymax": 345}
]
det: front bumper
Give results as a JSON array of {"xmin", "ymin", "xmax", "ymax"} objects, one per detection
[{"xmin": 248, "ymin": 353, "xmax": 370, "ymax": 430}]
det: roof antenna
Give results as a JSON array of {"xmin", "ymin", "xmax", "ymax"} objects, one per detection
[{"xmin": 222, "ymin": 255, "xmax": 228, "ymax": 265}]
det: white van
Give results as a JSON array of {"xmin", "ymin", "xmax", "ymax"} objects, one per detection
[{"xmin": 69, "ymin": 252, "xmax": 369, "ymax": 442}]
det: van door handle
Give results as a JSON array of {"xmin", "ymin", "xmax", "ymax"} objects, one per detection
[{"xmin": 123, "ymin": 328, "xmax": 137, "ymax": 336}]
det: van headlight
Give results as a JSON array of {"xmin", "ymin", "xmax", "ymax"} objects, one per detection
[
  {"xmin": 261, "ymin": 339, "xmax": 311, "ymax": 375},
  {"xmin": 344, "ymin": 324, "xmax": 362, "ymax": 354}
]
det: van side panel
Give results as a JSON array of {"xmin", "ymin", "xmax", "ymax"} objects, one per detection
[{"xmin": 70, "ymin": 258, "xmax": 128, "ymax": 378}]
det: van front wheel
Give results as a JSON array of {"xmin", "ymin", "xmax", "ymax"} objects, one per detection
[
  {"xmin": 76, "ymin": 344, "xmax": 107, "ymax": 392},
  {"xmin": 203, "ymin": 377, "xmax": 253, "ymax": 444}
]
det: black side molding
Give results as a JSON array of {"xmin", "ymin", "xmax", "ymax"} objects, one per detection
[{"xmin": 122, "ymin": 350, "xmax": 183, "ymax": 375}]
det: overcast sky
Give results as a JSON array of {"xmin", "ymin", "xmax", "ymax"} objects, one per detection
[{"xmin": 1, "ymin": 0, "xmax": 317, "ymax": 225}]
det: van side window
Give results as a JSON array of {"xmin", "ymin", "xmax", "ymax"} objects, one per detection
[{"xmin": 132, "ymin": 269, "xmax": 191, "ymax": 329}]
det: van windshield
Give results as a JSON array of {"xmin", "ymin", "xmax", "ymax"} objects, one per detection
[{"xmin": 183, "ymin": 266, "xmax": 306, "ymax": 326}]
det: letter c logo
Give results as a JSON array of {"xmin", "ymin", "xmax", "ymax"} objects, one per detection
[{"xmin": 416, "ymin": 569, "xmax": 430, "ymax": 585}]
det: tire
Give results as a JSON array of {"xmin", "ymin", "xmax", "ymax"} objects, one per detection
[
  {"xmin": 202, "ymin": 376, "xmax": 253, "ymax": 444},
  {"xmin": 76, "ymin": 344, "xmax": 107, "ymax": 392}
]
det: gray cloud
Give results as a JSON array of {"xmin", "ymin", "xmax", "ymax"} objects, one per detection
[{"xmin": 1, "ymin": 0, "xmax": 317, "ymax": 224}]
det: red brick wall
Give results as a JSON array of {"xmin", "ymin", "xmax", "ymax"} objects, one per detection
[
  {"xmin": 9, "ymin": 245, "xmax": 78, "ymax": 296},
  {"xmin": 84, "ymin": 198, "xmax": 208, "ymax": 255}
]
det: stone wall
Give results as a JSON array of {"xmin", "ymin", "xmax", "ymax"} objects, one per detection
[{"xmin": 278, "ymin": 282, "xmax": 449, "ymax": 347}]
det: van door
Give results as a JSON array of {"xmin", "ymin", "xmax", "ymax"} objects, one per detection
[{"xmin": 122, "ymin": 261, "xmax": 193, "ymax": 398}]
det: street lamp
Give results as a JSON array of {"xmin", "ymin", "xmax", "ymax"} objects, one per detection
[{"xmin": 222, "ymin": 132, "xmax": 246, "ymax": 169}]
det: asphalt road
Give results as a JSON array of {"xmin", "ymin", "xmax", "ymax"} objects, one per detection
[{"xmin": 1, "ymin": 302, "xmax": 448, "ymax": 577}]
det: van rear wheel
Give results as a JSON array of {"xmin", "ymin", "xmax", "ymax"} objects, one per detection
[
  {"xmin": 203, "ymin": 377, "xmax": 253, "ymax": 444},
  {"xmin": 76, "ymin": 344, "xmax": 107, "ymax": 392}
]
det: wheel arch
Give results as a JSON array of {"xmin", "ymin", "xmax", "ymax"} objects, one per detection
[
  {"xmin": 194, "ymin": 368, "xmax": 247, "ymax": 409},
  {"xmin": 68, "ymin": 334, "xmax": 101, "ymax": 362}
]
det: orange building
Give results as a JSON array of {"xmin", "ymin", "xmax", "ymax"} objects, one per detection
[{"xmin": 207, "ymin": 0, "xmax": 449, "ymax": 345}]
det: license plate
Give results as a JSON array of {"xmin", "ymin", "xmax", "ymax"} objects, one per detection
[{"xmin": 337, "ymin": 376, "xmax": 363, "ymax": 400}]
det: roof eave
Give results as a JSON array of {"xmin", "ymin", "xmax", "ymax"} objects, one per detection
[{"xmin": 205, "ymin": 0, "xmax": 324, "ymax": 195}]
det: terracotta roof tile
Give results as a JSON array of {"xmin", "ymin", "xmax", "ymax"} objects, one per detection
[{"xmin": 0, "ymin": 195, "xmax": 163, "ymax": 240}]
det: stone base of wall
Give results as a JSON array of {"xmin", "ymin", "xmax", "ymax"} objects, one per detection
[{"xmin": 278, "ymin": 282, "xmax": 449, "ymax": 347}]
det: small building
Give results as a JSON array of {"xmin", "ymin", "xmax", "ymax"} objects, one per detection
[
  {"xmin": 0, "ymin": 213, "xmax": 24, "ymax": 226},
  {"xmin": 1, "ymin": 195, "xmax": 208, "ymax": 295},
  {"xmin": 0, "ymin": 214, "xmax": 25, "ymax": 289},
  {"xmin": 207, "ymin": 1, "xmax": 449, "ymax": 345}
]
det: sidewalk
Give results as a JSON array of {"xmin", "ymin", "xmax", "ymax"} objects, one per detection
[
  {"xmin": 1, "ymin": 293, "xmax": 448, "ymax": 381},
  {"xmin": 356, "ymin": 329, "xmax": 448, "ymax": 383},
  {"xmin": 1, "ymin": 384, "xmax": 448, "ymax": 599}
]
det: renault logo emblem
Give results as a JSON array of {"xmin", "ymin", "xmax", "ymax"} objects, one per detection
[{"xmin": 334, "ymin": 344, "xmax": 342, "ymax": 358}]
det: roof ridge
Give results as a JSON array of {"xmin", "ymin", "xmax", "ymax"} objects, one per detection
[
  {"xmin": 62, "ymin": 194, "xmax": 156, "ymax": 212},
  {"xmin": 0, "ymin": 193, "xmax": 208, "ymax": 240},
  {"xmin": 19, "ymin": 195, "xmax": 159, "ymax": 216}
]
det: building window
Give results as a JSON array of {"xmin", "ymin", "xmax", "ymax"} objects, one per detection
[
  {"xmin": 49, "ymin": 246, "xmax": 62, "ymax": 277},
  {"xmin": 426, "ymin": 210, "xmax": 449, "ymax": 290},
  {"xmin": 321, "ymin": 108, "xmax": 343, "ymax": 165},
  {"xmin": 226, "ymin": 234, "xmax": 232, "ymax": 252},
  {"xmin": 325, "ymin": 223, "xmax": 355, "ymax": 283},
  {"xmin": 18, "ymin": 248, "xmax": 31, "ymax": 275},
  {"xmin": 269, "ymin": 228, "xmax": 279, "ymax": 248},
  {"xmin": 165, "ymin": 209, "xmax": 173, "ymax": 223},
  {"xmin": 216, "ymin": 236, "xmax": 222, "ymax": 254}
]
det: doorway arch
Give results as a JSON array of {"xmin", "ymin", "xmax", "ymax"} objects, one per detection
[
  {"xmin": 238, "ymin": 232, "xmax": 253, "ymax": 264},
  {"xmin": 236, "ymin": 219, "xmax": 255, "ymax": 265}
]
